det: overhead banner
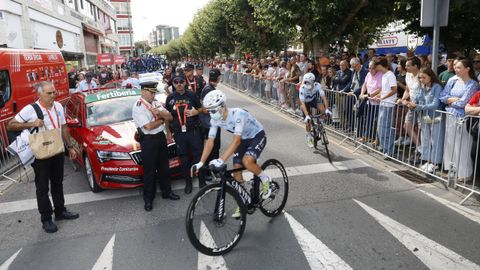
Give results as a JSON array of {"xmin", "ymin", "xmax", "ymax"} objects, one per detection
[
  {"xmin": 114, "ymin": 55, "xmax": 126, "ymax": 65},
  {"xmin": 97, "ymin": 53, "xmax": 113, "ymax": 65}
]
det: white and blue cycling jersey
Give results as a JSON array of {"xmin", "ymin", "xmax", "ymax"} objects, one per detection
[
  {"xmin": 208, "ymin": 108, "xmax": 264, "ymax": 140},
  {"xmin": 299, "ymin": 82, "xmax": 325, "ymax": 104}
]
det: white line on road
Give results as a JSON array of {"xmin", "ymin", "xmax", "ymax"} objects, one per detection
[
  {"xmin": 284, "ymin": 212, "xmax": 354, "ymax": 270},
  {"xmin": 0, "ymin": 160, "xmax": 369, "ymax": 215},
  {"xmin": 198, "ymin": 221, "xmax": 228, "ymax": 270},
  {"xmin": 418, "ymin": 189, "xmax": 480, "ymax": 225},
  {"xmin": 0, "ymin": 248, "xmax": 22, "ymax": 270},
  {"xmin": 91, "ymin": 234, "xmax": 115, "ymax": 270},
  {"xmin": 353, "ymin": 199, "xmax": 480, "ymax": 270}
]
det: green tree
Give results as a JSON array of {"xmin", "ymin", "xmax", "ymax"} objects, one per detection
[
  {"xmin": 394, "ymin": 0, "xmax": 480, "ymax": 54},
  {"xmin": 248, "ymin": 0, "xmax": 401, "ymax": 55},
  {"xmin": 134, "ymin": 41, "xmax": 151, "ymax": 54}
]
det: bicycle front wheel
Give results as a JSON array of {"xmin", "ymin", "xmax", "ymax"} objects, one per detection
[
  {"xmin": 185, "ymin": 183, "xmax": 247, "ymax": 256},
  {"xmin": 260, "ymin": 159, "xmax": 289, "ymax": 217},
  {"xmin": 319, "ymin": 125, "xmax": 332, "ymax": 163}
]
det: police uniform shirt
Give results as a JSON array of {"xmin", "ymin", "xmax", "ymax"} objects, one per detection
[
  {"xmin": 15, "ymin": 101, "xmax": 66, "ymax": 130},
  {"xmin": 132, "ymin": 98, "xmax": 165, "ymax": 135},
  {"xmin": 165, "ymin": 90, "xmax": 201, "ymax": 132},
  {"xmin": 188, "ymin": 75, "xmax": 206, "ymax": 99}
]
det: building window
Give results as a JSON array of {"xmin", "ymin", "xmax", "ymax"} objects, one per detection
[
  {"xmin": 117, "ymin": 19, "xmax": 131, "ymax": 31},
  {"xmin": 80, "ymin": 0, "xmax": 83, "ymax": 9},
  {"xmin": 119, "ymin": 34, "xmax": 132, "ymax": 47},
  {"xmin": 0, "ymin": 70, "xmax": 11, "ymax": 104}
]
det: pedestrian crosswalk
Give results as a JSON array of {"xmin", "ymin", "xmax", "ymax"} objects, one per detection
[{"xmin": 1, "ymin": 193, "xmax": 479, "ymax": 270}]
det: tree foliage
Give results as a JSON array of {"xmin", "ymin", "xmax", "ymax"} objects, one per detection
[{"xmin": 150, "ymin": 0, "xmax": 480, "ymax": 60}]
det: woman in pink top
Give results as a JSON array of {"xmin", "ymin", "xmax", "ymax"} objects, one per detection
[{"xmin": 359, "ymin": 61, "xmax": 383, "ymax": 142}]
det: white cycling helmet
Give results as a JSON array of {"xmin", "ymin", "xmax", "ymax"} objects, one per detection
[
  {"xmin": 203, "ymin": 90, "xmax": 227, "ymax": 110},
  {"xmin": 303, "ymin": 72, "xmax": 316, "ymax": 84}
]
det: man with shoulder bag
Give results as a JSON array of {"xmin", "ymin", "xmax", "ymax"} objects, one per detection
[{"xmin": 7, "ymin": 81, "xmax": 79, "ymax": 233}]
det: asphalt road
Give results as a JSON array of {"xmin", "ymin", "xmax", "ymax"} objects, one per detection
[{"xmin": 1, "ymin": 84, "xmax": 480, "ymax": 270}]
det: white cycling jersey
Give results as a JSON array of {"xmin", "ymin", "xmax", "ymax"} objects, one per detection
[
  {"xmin": 299, "ymin": 82, "xmax": 325, "ymax": 103},
  {"xmin": 208, "ymin": 108, "xmax": 264, "ymax": 140}
]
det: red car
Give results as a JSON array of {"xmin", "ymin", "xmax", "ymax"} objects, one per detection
[{"xmin": 65, "ymin": 88, "xmax": 181, "ymax": 192}]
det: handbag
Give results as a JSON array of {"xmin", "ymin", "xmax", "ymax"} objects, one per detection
[
  {"xmin": 6, "ymin": 129, "xmax": 35, "ymax": 166},
  {"xmin": 28, "ymin": 103, "xmax": 64, "ymax": 159}
]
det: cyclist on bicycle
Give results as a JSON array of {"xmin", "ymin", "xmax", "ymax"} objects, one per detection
[
  {"xmin": 192, "ymin": 90, "xmax": 271, "ymax": 214},
  {"xmin": 300, "ymin": 72, "xmax": 330, "ymax": 147}
]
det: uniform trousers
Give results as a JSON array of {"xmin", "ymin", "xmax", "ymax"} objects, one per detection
[{"xmin": 140, "ymin": 132, "xmax": 172, "ymax": 203}]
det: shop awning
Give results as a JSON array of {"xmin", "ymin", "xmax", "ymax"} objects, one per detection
[
  {"xmin": 61, "ymin": 51, "xmax": 84, "ymax": 60},
  {"xmin": 82, "ymin": 23, "xmax": 104, "ymax": 37}
]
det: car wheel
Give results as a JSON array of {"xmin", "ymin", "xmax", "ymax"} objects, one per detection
[{"xmin": 84, "ymin": 154, "xmax": 103, "ymax": 193}]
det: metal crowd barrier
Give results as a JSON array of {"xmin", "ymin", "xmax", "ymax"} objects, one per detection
[
  {"xmin": 0, "ymin": 119, "xmax": 23, "ymax": 184},
  {"xmin": 211, "ymin": 67, "xmax": 480, "ymax": 204}
]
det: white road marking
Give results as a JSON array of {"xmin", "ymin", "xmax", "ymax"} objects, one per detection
[
  {"xmin": 353, "ymin": 199, "xmax": 480, "ymax": 270},
  {"xmin": 418, "ymin": 189, "xmax": 480, "ymax": 225},
  {"xmin": 0, "ymin": 160, "xmax": 369, "ymax": 215},
  {"xmin": 91, "ymin": 234, "xmax": 115, "ymax": 270},
  {"xmin": 284, "ymin": 212, "xmax": 354, "ymax": 270},
  {"xmin": 0, "ymin": 248, "xmax": 22, "ymax": 270},
  {"xmin": 197, "ymin": 221, "xmax": 228, "ymax": 270}
]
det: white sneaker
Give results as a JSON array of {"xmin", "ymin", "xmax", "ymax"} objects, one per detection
[
  {"xmin": 394, "ymin": 137, "xmax": 404, "ymax": 145},
  {"xmin": 306, "ymin": 134, "xmax": 314, "ymax": 148},
  {"xmin": 426, "ymin": 163, "xmax": 439, "ymax": 173},
  {"xmin": 421, "ymin": 162, "xmax": 430, "ymax": 170}
]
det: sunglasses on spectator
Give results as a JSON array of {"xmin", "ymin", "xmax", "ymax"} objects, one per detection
[
  {"xmin": 44, "ymin": 91, "xmax": 57, "ymax": 95},
  {"xmin": 173, "ymin": 80, "xmax": 185, "ymax": 84}
]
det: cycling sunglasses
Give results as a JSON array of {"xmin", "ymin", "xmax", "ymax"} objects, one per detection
[{"xmin": 207, "ymin": 107, "xmax": 222, "ymax": 114}]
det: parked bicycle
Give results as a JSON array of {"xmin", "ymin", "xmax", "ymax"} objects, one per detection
[
  {"xmin": 185, "ymin": 159, "xmax": 288, "ymax": 256},
  {"xmin": 310, "ymin": 114, "xmax": 332, "ymax": 163}
]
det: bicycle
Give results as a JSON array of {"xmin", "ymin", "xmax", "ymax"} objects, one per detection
[
  {"xmin": 310, "ymin": 114, "xmax": 332, "ymax": 163},
  {"xmin": 185, "ymin": 159, "xmax": 289, "ymax": 256}
]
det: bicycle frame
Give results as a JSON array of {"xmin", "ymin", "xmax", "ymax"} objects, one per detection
[{"xmin": 209, "ymin": 166, "xmax": 261, "ymax": 221}]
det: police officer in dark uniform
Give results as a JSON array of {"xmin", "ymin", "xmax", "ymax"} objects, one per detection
[
  {"xmin": 184, "ymin": 63, "xmax": 205, "ymax": 100},
  {"xmin": 132, "ymin": 81, "xmax": 180, "ymax": 212},
  {"xmin": 165, "ymin": 72, "xmax": 205, "ymax": 194},
  {"xmin": 199, "ymin": 68, "xmax": 222, "ymax": 168}
]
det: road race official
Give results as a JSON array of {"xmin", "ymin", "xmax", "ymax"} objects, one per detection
[
  {"xmin": 132, "ymin": 82, "xmax": 180, "ymax": 212},
  {"xmin": 165, "ymin": 71, "xmax": 205, "ymax": 194},
  {"xmin": 7, "ymin": 81, "xmax": 79, "ymax": 233}
]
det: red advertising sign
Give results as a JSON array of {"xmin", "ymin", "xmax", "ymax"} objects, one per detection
[
  {"xmin": 114, "ymin": 55, "xmax": 126, "ymax": 65},
  {"xmin": 97, "ymin": 53, "xmax": 114, "ymax": 65}
]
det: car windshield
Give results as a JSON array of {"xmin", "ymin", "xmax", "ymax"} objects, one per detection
[{"xmin": 86, "ymin": 95, "xmax": 138, "ymax": 127}]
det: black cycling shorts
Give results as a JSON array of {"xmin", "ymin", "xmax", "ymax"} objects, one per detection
[
  {"xmin": 303, "ymin": 99, "xmax": 323, "ymax": 117},
  {"xmin": 233, "ymin": 131, "xmax": 267, "ymax": 165}
]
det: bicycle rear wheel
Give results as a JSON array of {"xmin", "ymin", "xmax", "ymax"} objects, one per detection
[
  {"xmin": 260, "ymin": 159, "xmax": 289, "ymax": 217},
  {"xmin": 185, "ymin": 183, "xmax": 247, "ymax": 256}
]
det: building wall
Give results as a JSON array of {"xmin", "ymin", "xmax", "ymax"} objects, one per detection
[
  {"xmin": 110, "ymin": 0, "xmax": 133, "ymax": 58},
  {"xmin": 148, "ymin": 25, "xmax": 179, "ymax": 48},
  {"xmin": 0, "ymin": 0, "xmax": 119, "ymax": 68}
]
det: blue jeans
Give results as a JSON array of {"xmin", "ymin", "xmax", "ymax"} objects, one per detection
[
  {"xmin": 420, "ymin": 116, "xmax": 445, "ymax": 164},
  {"xmin": 364, "ymin": 104, "xmax": 379, "ymax": 140},
  {"xmin": 377, "ymin": 106, "xmax": 395, "ymax": 155}
]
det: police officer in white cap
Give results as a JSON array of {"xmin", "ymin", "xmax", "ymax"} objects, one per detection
[{"xmin": 132, "ymin": 81, "xmax": 180, "ymax": 211}]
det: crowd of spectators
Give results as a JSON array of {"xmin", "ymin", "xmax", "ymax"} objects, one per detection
[{"xmin": 204, "ymin": 49, "xmax": 480, "ymax": 185}]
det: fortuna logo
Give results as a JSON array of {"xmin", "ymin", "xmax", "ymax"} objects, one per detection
[
  {"xmin": 230, "ymin": 180, "xmax": 251, "ymax": 205},
  {"xmin": 95, "ymin": 90, "xmax": 137, "ymax": 101}
]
